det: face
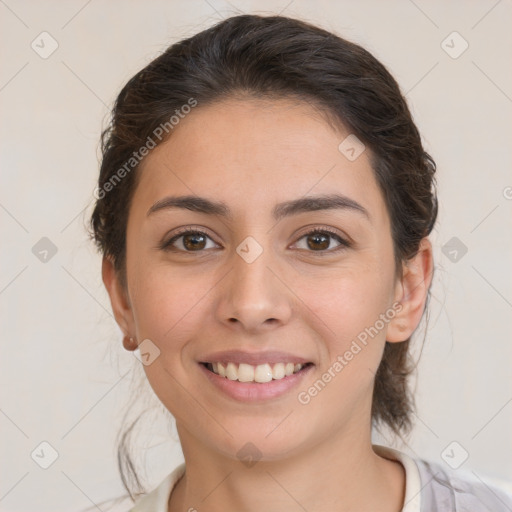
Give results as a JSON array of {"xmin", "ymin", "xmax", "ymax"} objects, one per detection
[{"xmin": 106, "ymin": 97, "xmax": 418, "ymax": 462}]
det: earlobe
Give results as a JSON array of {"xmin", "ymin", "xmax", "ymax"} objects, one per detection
[
  {"xmin": 122, "ymin": 335, "xmax": 139, "ymax": 352},
  {"xmin": 386, "ymin": 238, "xmax": 434, "ymax": 343},
  {"xmin": 102, "ymin": 256, "xmax": 137, "ymax": 349}
]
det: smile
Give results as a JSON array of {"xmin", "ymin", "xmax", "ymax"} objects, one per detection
[{"xmin": 202, "ymin": 361, "xmax": 311, "ymax": 383}]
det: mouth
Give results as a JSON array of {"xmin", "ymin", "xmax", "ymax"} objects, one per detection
[{"xmin": 200, "ymin": 361, "xmax": 314, "ymax": 383}]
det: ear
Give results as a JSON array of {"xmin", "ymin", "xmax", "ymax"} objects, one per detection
[
  {"xmin": 386, "ymin": 238, "xmax": 434, "ymax": 343},
  {"xmin": 102, "ymin": 256, "xmax": 138, "ymax": 351}
]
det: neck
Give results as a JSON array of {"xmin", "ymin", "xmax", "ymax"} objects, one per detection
[{"xmin": 168, "ymin": 424, "xmax": 405, "ymax": 512}]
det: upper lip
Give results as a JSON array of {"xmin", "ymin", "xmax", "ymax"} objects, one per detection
[{"xmin": 198, "ymin": 350, "xmax": 312, "ymax": 366}]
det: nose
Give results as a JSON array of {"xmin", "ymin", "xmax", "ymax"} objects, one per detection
[{"xmin": 215, "ymin": 242, "xmax": 293, "ymax": 333}]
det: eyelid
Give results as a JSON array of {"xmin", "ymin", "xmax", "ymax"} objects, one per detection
[
  {"xmin": 170, "ymin": 225, "xmax": 215, "ymax": 239},
  {"xmin": 294, "ymin": 224, "xmax": 347, "ymax": 241}
]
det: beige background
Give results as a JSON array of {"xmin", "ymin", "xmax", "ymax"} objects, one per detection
[{"xmin": 1, "ymin": 0, "xmax": 511, "ymax": 510}]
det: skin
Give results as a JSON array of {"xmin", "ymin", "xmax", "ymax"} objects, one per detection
[{"xmin": 103, "ymin": 97, "xmax": 433, "ymax": 512}]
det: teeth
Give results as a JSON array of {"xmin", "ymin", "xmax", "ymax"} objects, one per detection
[
  {"xmin": 208, "ymin": 361, "xmax": 306, "ymax": 382},
  {"xmin": 255, "ymin": 363, "xmax": 273, "ymax": 383},
  {"xmin": 272, "ymin": 362, "xmax": 285, "ymax": 380},
  {"xmin": 238, "ymin": 363, "xmax": 255, "ymax": 382},
  {"xmin": 226, "ymin": 362, "xmax": 238, "ymax": 380}
]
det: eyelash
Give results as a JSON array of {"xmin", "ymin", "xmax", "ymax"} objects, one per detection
[{"xmin": 160, "ymin": 226, "xmax": 351, "ymax": 255}]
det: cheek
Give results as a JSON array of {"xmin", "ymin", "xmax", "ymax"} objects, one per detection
[
  {"xmin": 302, "ymin": 266, "xmax": 393, "ymax": 351},
  {"xmin": 127, "ymin": 265, "xmax": 213, "ymax": 418},
  {"xmin": 296, "ymin": 274, "xmax": 390, "ymax": 419},
  {"xmin": 128, "ymin": 258, "xmax": 211, "ymax": 353},
  {"xmin": 295, "ymin": 264, "xmax": 395, "ymax": 416}
]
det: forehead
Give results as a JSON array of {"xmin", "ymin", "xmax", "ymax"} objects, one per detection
[{"xmin": 133, "ymin": 97, "xmax": 387, "ymax": 223}]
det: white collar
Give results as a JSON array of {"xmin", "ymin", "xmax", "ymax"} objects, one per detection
[{"xmin": 373, "ymin": 444, "xmax": 422, "ymax": 512}]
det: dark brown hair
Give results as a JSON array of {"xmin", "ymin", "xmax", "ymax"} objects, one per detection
[{"xmin": 89, "ymin": 14, "xmax": 437, "ymax": 501}]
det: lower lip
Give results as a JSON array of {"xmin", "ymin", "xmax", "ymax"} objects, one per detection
[{"xmin": 199, "ymin": 363, "xmax": 314, "ymax": 403}]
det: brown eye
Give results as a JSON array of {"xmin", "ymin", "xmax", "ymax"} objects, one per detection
[
  {"xmin": 161, "ymin": 229, "xmax": 218, "ymax": 252},
  {"xmin": 182, "ymin": 232, "xmax": 207, "ymax": 250},
  {"xmin": 294, "ymin": 229, "xmax": 350, "ymax": 253},
  {"xmin": 306, "ymin": 232, "xmax": 330, "ymax": 250}
]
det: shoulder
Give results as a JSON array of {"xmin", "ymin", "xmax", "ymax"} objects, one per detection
[
  {"xmin": 128, "ymin": 463, "xmax": 186, "ymax": 512},
  {"xmin": 373, "ymin": 444, "xmax": 512, "ymax": 512},
  {"xmin": 415, "ymin": 457, "xmax": 512, "ymax": 511}
]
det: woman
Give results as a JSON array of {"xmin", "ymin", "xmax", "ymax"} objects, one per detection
[{"xmin": 90, "ymin": 14, "xmax": 512, "ymax": 512}]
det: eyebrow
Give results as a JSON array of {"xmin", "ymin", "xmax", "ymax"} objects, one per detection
[{"xmin": 147, "ymin": 193, "xmax": 370, "ymax": 222}]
